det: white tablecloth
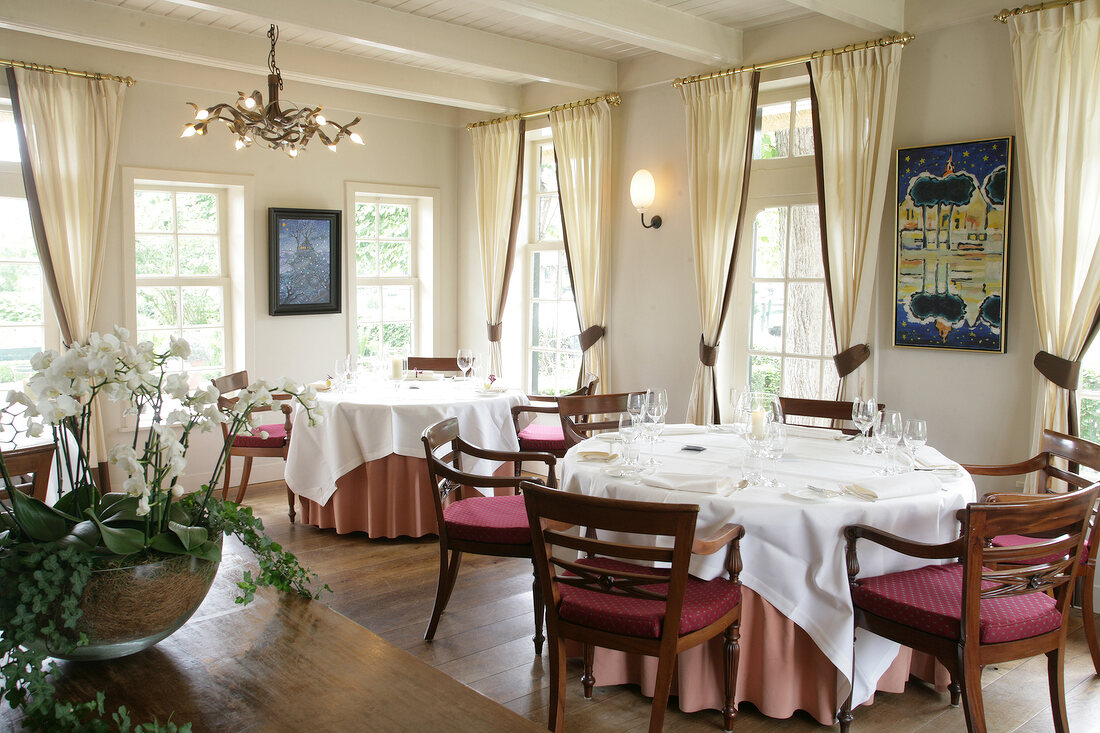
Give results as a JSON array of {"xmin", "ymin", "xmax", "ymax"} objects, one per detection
[
  {"xmin": 560, "ymin": 427, "xmax": 975, "ymax": 710},
  {"xmin": 285, "ymin": 382, "xmax": 529, "ymax": 505}
]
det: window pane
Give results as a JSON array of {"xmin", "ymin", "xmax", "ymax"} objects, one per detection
[
  {"xmin": 181, "ymin": 327, "xmax": 223, "ymax": 370},
  {"xmin": 356, "ymin": 240, "xmax": 378, "ymax": 277},
  {"xmin": 749, "ymin": 354, "xmax": 782, "ymax": 394},
  {"xmin": 1081, "ymin": 396, "xmax": 1100, "ymax": 445},
  {"xmin": 178, "ymin": 235, "xmax": 220, "ymax": 275},
  {"xmin": 379, "ymin": 241, "xmax": 412, "ymax": 276},
  {"xmin": 0, "ymin": 198, "xmax": 36, "ymax": 260},
  {"xmin": 175, "ymin": 192, "xmax": 218, "ymax": 234},
  {"xmin": 381, "ymin": 285, "xmax": 412, "ymax": 322},
  {"xmin": 783, "ymin": 357, "xmax": 821, "ymax": 400},
  {"xmin": 556, "ymin": 351, "xmax": 581, "ymax": 393},
  {"xmin": 355, "ymin": 203, "xmax": 376, "ymax": 238},
  {"xmin": 822, "ymin": 354, "xmax": 840, "ymax": 399},
  {"xmin": 137, "ymin": 328, "xmax": 174, "ymax": 352},
  {"xmin": 135, "ymin": 234, "xmax": 176, "ymax": 277},
  {"xmin": 788, "ymin": 204, "xmax": 823, "ymax": 278},
  {"xmin": 357, "ymin": 286, "xmax": 382, "ymax": 323},
  {"xmin": 530, "ymin": 351, "xmax": 556, "ymax": 395},
  {"xmin": 557, "ymin": 301, "xmax": 580, "ymax": 350},
  {"xmin": 750, "ymin": 283, "xmax": 783, "ymax": 352},
  {"xmin": 537, "ymin": 194, "xmax": 562, "ymax": 241},
  {"xmin": 134, "ymin": 190, "xmax": 174, "ymax": 233},
  {"xmin": 382, "ymin": 322, "xmax": 412, "ymax": 353},
  {"xmin": 357, "ymin": 323, "xmax": 382, "ymax": 360},
  {"xmin": 378, "ymin": 204, "xmax": 410, "ymax": 239},
  {"xmin": 538, "ymin": 144, "xmax": 557, "ymax": 193},
  {"xmin": 793, "ymin": 98, "xmax": 815, "ymax": 157},
  {"xmin": 753, "ymin": 208, "xmax": 786, "ymax": 278},
  {"xmin": 137, "ymin": 286, "xmax": 179, "ymax": 328},
  {"xmin": 0, "ymin": 264, "xmax": 42, "ymax": 324},
  {"xmin": 532, "ymin": 251, "xmax": 557, "ymax": 299},
  {"xmin": 0, "ymin": 326, "xmax": 43, "ymax": 384},
  {"xmin": 0, "ymin": 107, "xmax": 18, "ymax": 163},
  {"xmin": 531, "ymin": 301, "xmax": 556, "ymax": 348},
  {"xmin": 786, "ymin": 282, "xmax": 825, "ymax": 355},
  {"xmin": 182, "ymin": 286, "xmax": 223, "ymax": 327},
  {"xmin": 754, "ymin": 101, "xmax": 791, "ymax": 159}
]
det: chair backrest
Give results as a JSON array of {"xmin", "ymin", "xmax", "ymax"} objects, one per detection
[
  {"xmin": 1036, "ymin": 429, "xmax": 1100, "ymax": 492},
  {"xmin": 529, "ymin": 372, "xmax": 600, "ymax": 403},
  {"xmin": 522, "ymin": 481, "xmax": 703, "ymax": 643},
  {"xmin": 408, "ymin": 357, "xmax": 462, "ymax": 373},
  {"xmin": 213, "ymin": 370, "xmax": 249, "ymax": 396},
  {"xmin": 0, "ymin": 443, "xmax": 56, "ymax": 502},
  {"xmin": 963, "ymin": 485, "xmax": 1100, "ymax": 640},
  {"xmin": 557, "ymin": 393, "xmax": 635, "ymax": 447},
  {"xmin": 779, "ymin": 397, "xmax": 884, "ymax": 434}
]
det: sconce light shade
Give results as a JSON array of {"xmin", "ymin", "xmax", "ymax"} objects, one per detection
[{"xmin": 630, "ymin": 169, "xmax": 656, "ymax": 212}]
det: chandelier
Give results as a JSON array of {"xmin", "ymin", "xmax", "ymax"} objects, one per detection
[{"xmin": 181, "ymin": 24, "xmax": 363, "ymax": 157}]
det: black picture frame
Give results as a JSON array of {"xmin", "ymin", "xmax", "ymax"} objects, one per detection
[{"xmin": 269, "ymin": 207, "xmax": 342, "ymax": 316}]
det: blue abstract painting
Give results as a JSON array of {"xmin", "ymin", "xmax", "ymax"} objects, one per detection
[{"xmin": 278, "ymin": 217, "xmax": 332, "ymax": 306}]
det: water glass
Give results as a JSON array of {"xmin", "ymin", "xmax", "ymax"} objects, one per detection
[
  {"xmin": 876, "ymin": 410, "xmax": 903, "ymax": 474},
  {"xmin": 618, "ymin": 413, "xmax": 640, "ymax": 468},
  {"xmin": 456, "ymin": 348, "xmax": 473, "ymax": 379},
  {"xmin": 851, "ymin": 397, "xmax": 877, "ymax": 455},
  {"xmin": 763, "ymin": 422, "xmax": 788, "ymax": 488},
  {"xmin": 904, "ymin": 418, "xmax": 928, "ymax": 455},
  {"xmin": 627, "ymin": 392, "xmax": 645, "ymax": 420}
]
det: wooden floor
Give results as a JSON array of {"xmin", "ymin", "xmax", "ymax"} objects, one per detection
[{"xmin": 247, "ymin": 482, "xmax": 1100, "ymax": 732}]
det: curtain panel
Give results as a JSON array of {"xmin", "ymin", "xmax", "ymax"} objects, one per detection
[
  {"xmin": 1009, "ymin": 0, "xmax": 1100, "ymax": 452},
  {"xmin": 808, "ymin": 45, "xmax": 903, "ymax": 402},
  {"xmin": 470, "ymin": 118, "xmax": 525, "ymax": 378},
  {"xmin": 9, "ymin": 67, "xmax": 126, "ymax": 469},
  {"xmin": 549, "ymin": 100, "xmax": 613, "ymax": 393},
  {"xmin": 680, "ymin": 73, "xmax": 759, "ymax": 424}
]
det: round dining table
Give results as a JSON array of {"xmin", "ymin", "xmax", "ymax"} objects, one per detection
[
  {"xmin": 560, "ymin": 423, "xmax": 975, "ymax": 725},
  {"xmin": 284, "ymin": 379, "xmax": 529, "ymax": 538}
]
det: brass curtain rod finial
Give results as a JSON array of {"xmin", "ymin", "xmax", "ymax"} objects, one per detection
[{"xmin": 994, "ymin": 0, "xmax": 1085, "ymax": 22}]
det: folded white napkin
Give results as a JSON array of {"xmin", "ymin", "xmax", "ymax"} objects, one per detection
[
  {"xmin": 783, "ymin": 424, "xmax": 846, "ymax": 441},
  {"xmin": 640, "ymin": 472, "xmax": 734, "ymax": 494},
  {"xmin": 846, "ymin": 472, "xmax": 942, "ymax": 501},
  {"xmin": 576, "ymin": 449, "xmax": 619, "ymax": 462},
  {"xmin": 412, "ymin": 371, "xmax": 442, "ymax": 381},
  {"xmin": 480, "ymin": 381, "xmax": 509, "ymax": 392},
  {"xmin": 914, "ymin": 449, "xmax": 957, "ymax": 471},
  {"xmin": 660, "ymin": 424, "xmax": 709, "ymax": 436}
]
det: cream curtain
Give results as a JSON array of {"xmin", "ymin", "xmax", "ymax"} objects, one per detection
[
  {"xmin": 1009, "ymin": 0, "xmax": 1100, "ymax": 447},
  {"xmin": 11, "ymin": 67, "xmax": 126, "ymax": 467},
  {"xmin": 680, "ymin": 73, "xmax": 759, "ymax": 424},
  {"xmin": 809, "ymin": 45, "xmax": 903, "ymax": 401},
  {"xmin": 550, "ymin": 100, "xmax": 612, "ymax": 392},
  {"xmin": 470, "ymin": 118, "xmax": 524, "ymax": 377}
]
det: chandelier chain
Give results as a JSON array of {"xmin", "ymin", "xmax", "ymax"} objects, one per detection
[{"xmin": 267, "ymin": 24, "xmax": 282, "ymax": 90}]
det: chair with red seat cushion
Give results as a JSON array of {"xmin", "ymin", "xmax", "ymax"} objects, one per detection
[
  {"xmin": 522, "ymin": 482, "xmax": 745, "ymax": 733},
  {"xmin": 510, "ymin": 374, "xmax": 598, "ymax": 476},
  {"xmin": 840, "ymin": 485, "xmax": 1100, "ymax": 733},
  {"xmin": 213, "ymin": 370, "xmax": 296, "ymax": 518},
  {"xmin": 962, "ymin": 429, "xmax": 1100, "ymax": 673},
  {"xmin": 421, "ymin": 417, "xmax": 558, "ymax": 654}
]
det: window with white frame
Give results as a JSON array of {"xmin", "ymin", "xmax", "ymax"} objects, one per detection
[
  {"xmin": 524, "ymin": 137, "xmax": 580, "ymax": 395},
  {"xmin": 353, "ymin": 196, "xmax": 417, "ymax": 361},
  {"xmin": 132, "ymin": 186, "xmax": 229, "ymax": 383}
]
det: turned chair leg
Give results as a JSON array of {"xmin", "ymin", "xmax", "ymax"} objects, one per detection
[
  {"xmin": 425, "ymin": 548, "xmax": 462, "ymax": 641},
  {"xmin": 286, "ymin": 486, "xmax": 296, "ymax": 523},
  {"xmin": 582, "ymin": 644, "xmax": 595, "ymax": 699},
  {"xmin": 949, "ymin": 676, "xmax": 961, "ymax": 707},
  {"xmin": 233, "ymin": 456, "xmax": 254, "ymax": 504},
  {"xmin": 723, "ymin": 622, "xmax": 740, "ymax": 732},
  {"xmin": 531, "ymin": 560, "xmax": 545, "ymax": 655}
]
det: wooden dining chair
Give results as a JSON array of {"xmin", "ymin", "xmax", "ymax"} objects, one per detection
[
  {"xmin": 521, "ymin": 481, "xmax": 745, "ymax": 733},
  {"xmin": 557, "ymin": 392, "xmax": 638, "ymax": 448},
  {"xmin": 213, "ymin": 371, "xmax": 297, "ymax": 520},
  {"xmin": 421, "ymin": 417, "xmax": 558, "ymax": 654},
  {"xmin": 406, "ymin": 356, "xmax": 462, "ymax": 373},
  {"xmin": 840, "ymin": 485, "xmax": 1100, "ymax": 733},
  {"xmin": 0, "ymin": 442, "xmax": 56, "ymax": 503},
  {"xmin": 778, "ymin": 397, "xmax": 884, "ymax": 435},
  {"xmin": 961, "ymin": 429, "xmax": 1100, "ymax": 674},
  {"xmin": 510, "ymin": 374, "xmax": 599, "ymax": 476}
]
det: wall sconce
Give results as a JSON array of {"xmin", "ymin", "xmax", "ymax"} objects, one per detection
[{"xmin": 629, "ymin": 169, "xmax": 662, "ymax": 229}]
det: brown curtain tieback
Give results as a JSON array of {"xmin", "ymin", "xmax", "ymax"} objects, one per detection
[
  {"xmin": 578, "ymin": 325, "xmax": 605, "ymax": 352},
  {"xmin": 1034, "ymin": 350, "xmax": 1081, "ymax": 390},
  {"xmin": 833, "ymin": 344, "xmax": 870, "ymax": 378},
  {"xmin": 699, "ymin": 336, "xmax": 719, "ymax": 367},
  {"xmin": 487, "ymin": 322, "xmax": 502, "ymax": 342}
]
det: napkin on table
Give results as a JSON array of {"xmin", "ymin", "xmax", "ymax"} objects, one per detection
[
  {"xmin": 846, "ymin": 472, "xmax": 942, "ymax": 501},
  {"xmin": 576, "ymin": 449, "xmax": 619, "ymax": 462},
  {"xmin": 783, "ymin": 424, "xmax": 846, "ymax": 441},
  {"xmin": 640, "ymin": 473, "xmax": 735, "ymax": 494},
  {"xmin": 914, "ymin": 449, "xmax": 958, "ymax": 471},
  {"xmin": 660, "ymin": 424, "xmax": 710, "ymax": 436}
]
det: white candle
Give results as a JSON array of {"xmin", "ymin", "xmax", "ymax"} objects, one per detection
[
  {"xmin": 750, "ymin": 409, "xmax": 767, "ymax": 439},
  {"xmin": 390, "ymin": 356, "xmax": 404, "ymax": 380}
]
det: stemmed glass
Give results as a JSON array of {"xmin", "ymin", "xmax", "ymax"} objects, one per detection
[
  {"xmin": 641, "ymin": 389, "xmax": 668, "ymax": 466},
  {"xmin": 762, "ymin": 422, "xmax": 788, "ymax": 488},
  {"xmin": 738, "ymin": 392, "xmax": 783, "ymax": 484},
  {"xmin": 875, "ymin": 410, "xmax": 904, "ymax": 474},
  {"xmin": 904, "ymin": 418, "xmax": 928, "ymax": 465},
  {"xmin": 851, "ymin": 397, "xmax": 877, "ymax": 455},
  {"xmin": 617, "ymin": 412, "xmax": 640, "ymax": 471},
  {"xmin": 456, "ymin": 349, "xmax": 473, "ymax": 380},
  {"xmin": 627, "ymin": 392, "xmax": 645, "ymax": 422}
]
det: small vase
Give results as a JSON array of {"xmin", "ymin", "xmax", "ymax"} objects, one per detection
[{"xmin": 50, "ymin": 548, "xmax": 221, "ymax": 661}]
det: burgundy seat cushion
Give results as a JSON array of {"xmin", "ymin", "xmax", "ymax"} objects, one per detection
[
  {"xmin": 517, "ymin": 423, "xmax": 568, "ymax": 452},
  {"xmin": 992, "ymin": 533, "xmax": 1088, "ymax": 565},
  {"xmin": 443, "ymin": 493, "xmax": 531, "ymax": 545},
  {"xmin": 232, "ymin": 423, "xmax": 288, "ymax": 449},
  {"xmin": 557, "ymin": 557, "xmax": 741, "ymax": 639},
  {"xmin": 852, "ymin": 563, "xmax": 1062, "ymax": 644}
]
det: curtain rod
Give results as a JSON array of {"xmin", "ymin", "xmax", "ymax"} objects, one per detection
[
  {"xmin": 994, "ymin": 0, "xmax": 1085, "ymax": 22},
  {"xmin": 0, "ymin": 58, "xmax": 137, "ymax": 87},
  {"xmin": 466, "ymin": 92, "xmax": 621, "ymax": 130},
  {"xmin": 672, "ymin": 32, "xmax": 914, "ymax": 87}
]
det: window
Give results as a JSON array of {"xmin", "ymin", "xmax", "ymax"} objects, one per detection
[
  {"xmin": 754, "ymin": 96, "xmax": 814, "ymax": 160},
  {"xmin": 132, "ymin": 186, "xmax": 229, "ymax": 383},
  {"xmin": 353, "ymin": 197, "xmax": 417, "ymax": 361},
  {"xmin": 524, "ymin": 138, "xmax": 580, "ymax": 395}
]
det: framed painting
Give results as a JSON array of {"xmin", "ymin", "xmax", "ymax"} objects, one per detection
[
  {"xmin": 893, "ymin": 136, "xmax": 1013, "ymax": 352},
  {"xmin": 269, "ymin": 208, "xmax": 341, "ymax": 316}
]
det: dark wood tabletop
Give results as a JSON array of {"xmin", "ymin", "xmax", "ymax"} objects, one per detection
[{"xmin": 2, "ymin": 551, "xmax": 543, "ymax": 732}]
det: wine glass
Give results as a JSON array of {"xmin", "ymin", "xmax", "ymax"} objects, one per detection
[
  {"xmin": 456, "ymin": 348, "xmax": 473, "ymax": 379},
  {"xmin": 851, "ymin": 397, "xmax": 877, "ymax": 455},
  {"xmin": 643, "ymin": 389, "xmax": 668, "ymax": 458},
  {"xmin": 627, "ymin": 392, "xmax": 645, "ymax": 420},
  {"xmin": 762, "ymin": 422, "xmax": 788, "ymax": 488},
  {"xmin": 903, "ymin": 418, "xmax": 928, "ymax": 467},
  {"xmin": 876, "ymin": 410, "xmax": 903, "ymax": 474},
  {"xmin": 617, "ymin": 413, "xmax": 640, "ymax": 469}
]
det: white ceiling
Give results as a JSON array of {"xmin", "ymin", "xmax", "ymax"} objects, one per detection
[{"xmin": 0, "ymin": 0, "xmax": 923, "ymax": 113}]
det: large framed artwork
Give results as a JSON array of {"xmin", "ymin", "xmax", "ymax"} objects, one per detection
[
  {"xmin": 269, "ymin": 208, "xmax": 341, "ymax": 316},
  {"xmin": 894, "ymin": 137, "xmax": 1012, "ymax": 352}
]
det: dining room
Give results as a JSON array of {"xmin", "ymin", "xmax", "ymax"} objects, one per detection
[{"xmin": 0, "ymin": 0, "xmax": 1099, "ymax": 731}]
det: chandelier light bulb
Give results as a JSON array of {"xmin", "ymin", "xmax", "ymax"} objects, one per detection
[
  {"xmin": 287, "ymin": 146, "xmax": 298, "ymax": 158},
  {"xmin": 181, "ymin": 125, "xmax": 197, "ymax": 138},
  {"xmin": 244, "ymin": 96, "xmax": 257, "ymax": 110},
  {"xmin": 314, "ymin": 114, "xmax": 327, "ymax": 126},
  {"xmin": 195, "ymin": 109, "xmax": 209, "ymax": 121},
  {"xmin": 327, "ymin": 143, "xmax": 338, "ymax": 151},
  {"xmin": 349, "ymin": 132, "xmax": 364, "ymax": 145},
  {"xmin": 234, "ymin": 138, "xmax": 246, "ymax": 150}
]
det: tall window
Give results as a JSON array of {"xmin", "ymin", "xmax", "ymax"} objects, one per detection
[
  {"xmin": 132, "ymin": 186, "xmax": 228, "ymax": 382},
  {"xmin": 754, "ymin": 97, "xmax": 814, "ymax": 160},
  {"xmin": 354, "ymin": 197, "xmax": 417, "ymax": 361},
  {"xmin": 525, "ymin": 138, "xmax": 580, "ymax": 395}
]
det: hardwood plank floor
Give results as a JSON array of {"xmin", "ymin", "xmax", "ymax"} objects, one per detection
[{"xmin": 245, "ymin": 482, "xmax": 1100, "ymax": 731}]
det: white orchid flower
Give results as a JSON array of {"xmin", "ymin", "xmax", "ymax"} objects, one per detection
[
  {"xmin": 123, "ymin": 476, "xmax": 146, "ymax": 497},
  {"xmin": 29, "ymin": 349, "xmax": 58, "ymax": 372},
  {"xmin": 136, "ymin": 495, "xmax": 150, "ymax": 516},
  {"xmin": 168, "ymin": 335, "xmax": 192, "ymax": 360},
  {"xmin": 26, "ymin": 422, "xmax": 43, "ymax": 438},
  {"xmin": 164, "ymin": 372, "xmax": 191, "ymax": 401}
]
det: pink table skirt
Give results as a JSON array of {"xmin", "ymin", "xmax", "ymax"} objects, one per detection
[
  {"xmin": 296, "ymin": 455, "xmax": 514, "ymax": 538},
  {"xmin": 567, "ymin": 587, "xmax": 948, "ymax": 726}
]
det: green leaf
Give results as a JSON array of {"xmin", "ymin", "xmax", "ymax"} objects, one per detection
[
  {"xmin": 98, "ymin": 493, "xmax": 141, "ymax": 522},
  {"xmin": 169, "ymin": 502, "xmax": 194, "ymax": 526},
  {"xmin": 189, "ymin": 539, "xmax": 222, "ymax": 563},
  {"xmin": 85, "ymin": 510, "xmax": 146, "ymax": 554},
  {"xmin": 53, "ymin": 482, "xmax": 100, "ymax": 518},
  {"xmin": 149, "ymin": 532, "xmax": 187, "ymax": 555},
  {"xmin": 168, "ymin": 521, "xmax": 207, "ymax": 551},
  {"xmin": 8, "ymin": 489, "xmax": 73, "ymax": 541},
  {"xmin": 58, "ymin": 520, "xmax": 101, "ymax": 550}
]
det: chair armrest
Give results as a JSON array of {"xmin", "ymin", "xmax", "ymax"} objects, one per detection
[
  {"xmin": 512, "ymin": 403, "xmax": 563, "ymax": 419},
  {"xmin": 961, "ymin": 454, "xmax": 1046, "ymax": 476},
  {"xmin": 981, "ymin": 492, "xmax": 1049, "ymax": 504},
  {"xmin": 692, "ymin": 523, "xmax": 744, "ymax": 555},
  {"xmin": 844, "ymin": 524, "xmax": 964, "ymax": 583}
]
